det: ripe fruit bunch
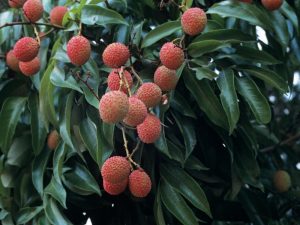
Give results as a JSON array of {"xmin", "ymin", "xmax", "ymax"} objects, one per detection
[{"xmin": 101, "ymin": 156, "xmax": 151, "ymax": 197}]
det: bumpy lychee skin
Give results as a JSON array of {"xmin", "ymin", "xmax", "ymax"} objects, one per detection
[
  {"xmin": 19, "ymin": 57, "xmax": 40, "ymax": 76},
  {"xmin": 129, "ymin": 169, "xmax": 152, "ymax": 198},
  {"xmin": 261, "ymin": 0, "xmax": 283, "ymax": 11},
  {"xmin": 101, "ymin": 156, "xmax": 131, "ymax": 184},
  {"xmin": 107, "ymin": 69, "xmax": 133, "ymax": 93},
  {"xmin": 273, "ymin": 170, "xmax": 292, "ymax": 193},
  {"xmin": 6, "ymin": 50, "xmax": 20, "ymax": 72},
  {"xmin": 102, "ymin": 43, "xmax": 130, "ymax": 68},
  {"xmin": 103, "ymin": 179, "xmax": 128, "ymax": 195},
  {"xmin": 50, "ymin": 6, "xmax": 68, "ymax": 26},
  {"xmin": 154, "ymin": 66, "xmax": 179, "ymax": 91},
  {"xmin": 13, "ymin": 37, "xmax": 39, "ymax": 62},
  {"xmin": 181, "ymin": 8, "xmax": 207, "ymax": 36},
  {"xmin": 67, "ymin": 36, "xmax": 91, "ymax": 66},
  {"xmin": 137, "ymin": 113, "xmax": 161, "ymax": 143},
  {"xmin": 23, "ymin": 0, "xmax": 44, "ymax": 22},
  {"xmin": 47, "ymin": 130, "xmax": 60, "ymax": 150},
  {"xmin": 136, "ymin": 83, "xmax": 162, "ymax": 108},
  {"xmin": 123, "ymin": 97, "xmax": 148, "ymax": 127},
  {"xmin": 8, "ymin": 0, "xmax": 27, "ymax": 8},
  {"xmin": 159, "ymin": 42, "xmax": 184, "ymax": 70},
  {"xmin": 99, "ymin": 91, "xmax": 129, "ymax": 123}
]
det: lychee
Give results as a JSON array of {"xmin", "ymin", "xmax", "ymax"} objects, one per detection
[
  {"xmin": 13, "ymin": 37, "xmax": 39, "ymax": 62},
  {"xmin": 23, "ymin": 0, "xmax": 44, "ymax": 22},
  {"xmin": 261, "ymin": 0, "xmax": 283, "ymax": 11},
  {"xmin": 136, "ymin": 83, "xmax": 162, "ymax": 108},
  {"xmin": 273, "ymin": 170, "xmax": 291, "ymax": 193},
  {"xmin": 129, "ymin": 169, "xmax": 151, "ymax": 198},
  {"xmin": 137, "ymin": 113, "xmax": 161, "ymax": 143},
  {"xmin": 103, "ymin": 179, "xmax": 128, "ymax": 195},
  {"xmin": 47, "ymin": 130, "xmax": 60, "ymax": 150},
  {"xmin": 102, "ymin": 43, "xmax": 130, "ymax": 68},
  {"xmin": 101, "ymin": 156, "xmax": 131, "ymax": 184},
  {"xmin": 154, "ymin": 66, "xmax": 178, "ymax": 91},
  {"xmin": 123, "ymin": 97, "xmax": 147, "ymax": 127},
  {"xmin": 19, "ymin": 57, "xmax": 40, "ymax": 76},
  {"xmin": 99, "ymin": 91, "xmax": 129, "ymax": 123},
  {"xmin": 159, "ymin": 42, "xmax": 184, "ymax": 70},
  {"xmin": 67, "ymin": 35, "xmax": 91, "ymax": 66},
  {"xmin": 6, "ymin": 50, "xmax": 20, "ymax": 72},
  {"xmin": 8, "ymin": 0, "xmax": 26, "ymax": 8},
  {"xmin": 181, "ymin": 7, "xmax": 207, "ymax": 36},
  {"xmin": 107, "ymin": 68, "xmax": 133, "ymax": 93},
  {"xmin": 50, "ymin": 6, "xmax": 68, "ymax": 26}
]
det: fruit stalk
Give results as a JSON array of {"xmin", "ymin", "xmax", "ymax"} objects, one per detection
[{"xmin": 0, "ymin": 21, "xmax": 64, "ymax": 30}]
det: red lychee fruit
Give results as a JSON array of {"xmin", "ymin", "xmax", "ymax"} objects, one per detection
[
  {"xmin": 154, "ymin": 66, "xmax": 178, "ymax": 91},
  {"xmin": 136, "ymin": 82, "xmax": 162, "ymax": 108},
  {"xmin": 123, "ymin": 97, "xmax": 147, "ymax": 127},
  {"xmin": 261, "ymin": 0, "xmax": 283, "ymax": 11},
  {"xmin": 239, "ymin": 0, "xmax": 252, "ymax": 3},
  {"xmin": 13, "ymin": 37, "xmax": 39, "ymax": 62},
  {"xmin": 102, "ymin": 43, "xmax": 130, "ymax": 68},
  {"xmin": 181, "ymin": 7, "xmax": 207, "ymax": 36},
  {"xmin": 273, "ymin": 170, "xmax": 292, "ymax": 193},
  {"xmin": 6, "ymin": 50, "xmax": 20, "ymax": 72},
  {"xmin": 67, "ymin": 35, "xmax": 91, "ymax": 66},
  {"xmin": 159, "ymin": 42, "xmax": 184, "ymax": 70},
  {"xmin": 107, "ymin": 68, "xmax": 133, "ymax": 93},
  {"xmin": 47, "ymin": 130, "xmax": 60, "ymax": 150},
  {"xmin": 50, "ymin": 6, "xmax": 68, "ymax": 26},
  {"xmin": 101, "ymin": 156, "xmax": 131, "ymax": 184},
  {"xmin": 99, "ymin": 91, "xmax": 129, "ymax": 123},
  {"xmin": 23, "ymin": 0, "xmax": 44, "ymax": 22},
  {"xmin": 8, "ymin": 0, "xmax": 26, "ymax": 8},
  {"xmin": 129, "ymin": 169, "xmax": 152, "ymax": 198},
  {"xmin": 137, "ymin": 113, "xmax": 161, "ymax": 143},
  {"xmin": 103, "ymin": 179, "xmax": 128, "ymax": 195},
  {"xmin": 19, "ymin": 57, "xmax": 40, "ymax": 76}
]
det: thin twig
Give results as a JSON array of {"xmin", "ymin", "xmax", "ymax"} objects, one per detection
[
  {"xmin": 0, "ymin": 21, "xmax": 65, "ymax": 30},
  {"xmin": 130, "ymin": 66, "xmax": 143, "ymax": 85},
  {"xmin": 121, "ymin": 127, "xmax": 140, "ymax": 169},
  {"xmin": 104, "ymin": 0, "xmax": 112, "ymax": 9},
  {"xmin": 260, "ymin": 133, "xmax": 300, "ymax": 153},
  {"xmin": 39, "ymin": 28, "xmax": 55, "ymax": 39},
  {"xmin": 118, "ymin": 66, "xmax": 132, "ymax": 96},
  {"xmin": 130, "ymin": 140, "xmax": 141, "ymax": 158},
  {"xmin": 33, "ymin": 24, "xmax": 41, "ymax": 45},
  {"xmin": 74, "ymin": 71, "xmax": 100, "ymax": 101}
]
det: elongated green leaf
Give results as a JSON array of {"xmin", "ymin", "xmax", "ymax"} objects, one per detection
[
  {"xmin": 237, "ymin": 65, "xmax": 288, "ymax": 92},
  {"xmin": 154, "ymin": 184, "xmax": 166, "ymax": 225},
  {"xmin": 43, "ymin": 196, "xmax": 71, "ymax": 225},
  {"xmin": 161, "ymin": 164, "xmax": 211, "ymax": 217},
  {"xmin": 183, "ymin": 69, "xmax": 228, "ymax": 130},
  {"xmin": 28, "ymin": 93, "xmax": 47, "ymax": 156},
  {"xmin": 0, "ymin": 97, "xmax": 27, "ymax": 153},
  {"xmin": 7, "ymin": 135, "xmax": 31, "ymax": 167},
  {"xmin": 236, "ymin": 77, "xmax": 271, "ymax": 124},
  {"xmin": 280, "ymin": 1, "xmax": 298, "ymax": 35},
  {"xmin": 160, "ymin": 181, "xmax": 198, "ymax": 225},
  {"xmin": 44, "ymin": 177, "xmax": 67, "ymax": 209},
  {"xmin": 141, "ymin": 21, "xmax": 181, "ymax": 48},
  {"xmin": 53, "ymin": 144, "xmax": 68, "ymax": 182},
  {"xmin": 16, "ymin": 206, "xmax": 43, "ymax": 225},
  {"xmin": 216, "ymin": 69, "xmax": 240, "ymax": 134},
  {"xmin": 194, "ymin": 67, "xmax": 218, "ymax": 81},
  {"xmin": 81, "ymin": 5, "xmax": 128, "ymax": 26},
  {"xmin": 171, "ymin": 92, "xmax": 196, "ymax": 119},
  {"xmin": 63, "ymin": 163, "xmax": 101, "ymax": 196},
  {"xmin": 188, "ymin": 40, "xmax": 231, "ymax": 57}
]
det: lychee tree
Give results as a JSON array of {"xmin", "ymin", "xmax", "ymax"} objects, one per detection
[{"xmin": 0, "ymin": 0, "xmax": 300, "ymax": 224}]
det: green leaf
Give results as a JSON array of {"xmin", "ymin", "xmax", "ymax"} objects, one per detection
[
  {"xmin": 44, "ymin": 177, "xmax": 67, "ymax": 209},
  {"xmin": 0, "ymin": 97, "xmax": 27, "ymax": 153},
  {"xmin": 216, "ymin": 69, "xmax": 240, "ymax": 134},
  {"xmin": 280, "ymin": 1, "xmax": 299, "ymax": 35},
  {"xmin": 183, "ymin": 69, "xmax": 228, "ymax": 129},
  {"xmin": 0, "ymin": 11, "xmax": 14, "ymax": 45},
  {"xmin": 63, "ymin": 163, "xmax": 101, "ymax": 196},
  {"xmin": 53, "ymin": 144, "xmax": 68, "ymax": 183},
  {"xmin": 160, "ymin": 180, "xmax": 199, "ymax": 225},
  {"xmin": 32, "ymin": 150, "xmax": 51, "ymax": 196},
  {"xmin": 141, "ymin": 21, "xmax": 181, "ymax": 48},
  {"xmin": 193, "ymin": 67, "xmax": 218, "ymax": 81},
  {"xmin": 7, "ymin": 135, "xmax": 31, "ymax": 167},
  {"xmin": 154, "ymin": 184, "xmax": 166, "ymax": 225},
  {"xmin": 161, "ymin": 164, "xmax": 211, "ymax": 217},
  {"xmin": 237, "ymin": 65, "xmax": 288, "ymax": 92},
  {"xmin": 28, "ymin": 93, "xmax": 47, "ymax": 156},
  {"xmin": 171, "ymin": 92, "xmax": 197, "ymax": 119},
  {"xmin": 236, "ymin": 77, "xmax": 271, "ymax": 124},
  {"xmin": 16, "ymin": 206, "xmax": 43, "ymax": 225},
  {"xmin": 43, "ymin": 196, "xmax": 71, "ymax": 225},
  {"xmin": 81, "ymin": 5, "xmax": 128, "ymax": 26},
  {"xmin": 188, "ymin": 40, "xmax": 231, "ymax": 57}
]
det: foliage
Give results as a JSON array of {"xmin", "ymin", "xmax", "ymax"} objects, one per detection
[{"xmin": 0, "ymin": 0, "xmax": 300, "ymax": 224}]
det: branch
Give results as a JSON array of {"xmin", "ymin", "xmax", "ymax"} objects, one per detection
[
  {"xmin": 0, "ymin": 21, "xmax": 65, "ymax": 30},
  {"xmin": 73, "ymin": 71, "xmax": 100, "ymax": 101},
  {"xmin": 121, "ymin": 127, "xmax": 140, "ymax": 169},
  {"xmin": 260, "ymin": 132, "xmax": 300, "ymax": 153}
]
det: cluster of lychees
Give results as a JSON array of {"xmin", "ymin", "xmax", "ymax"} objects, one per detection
[
  {"xmin": 240, "ymin": 0, "xmax": 283, "ymax": 11},
  {"xmin": 6, "ymin": 0, "xmax": 68, "ymax": 76}
]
